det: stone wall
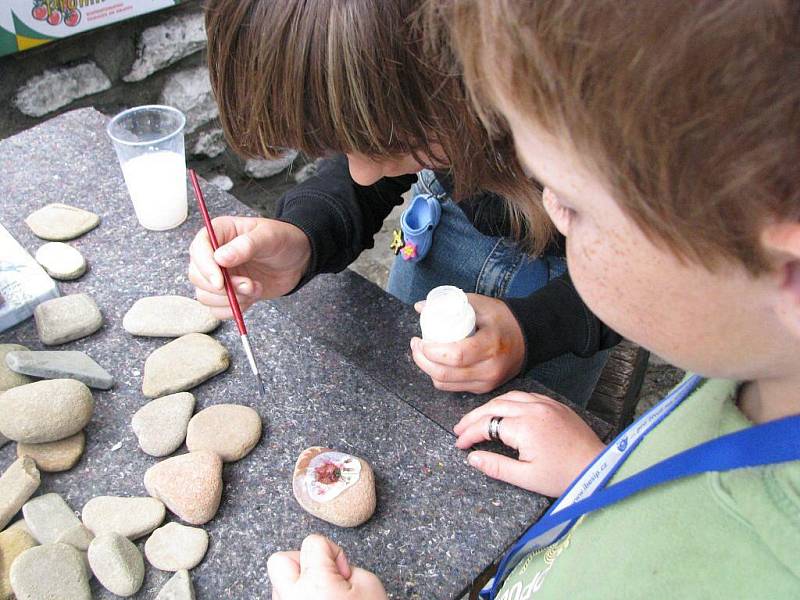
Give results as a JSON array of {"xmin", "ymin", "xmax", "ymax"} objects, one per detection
[{"xmin": 0, "ymin": 0, "xmax": 306, "ymax": 215}]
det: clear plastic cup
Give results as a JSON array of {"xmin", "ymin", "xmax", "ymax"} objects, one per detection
[{"xmin": 107, "ymin": 105, "xmax": 188, "ymax": 231}]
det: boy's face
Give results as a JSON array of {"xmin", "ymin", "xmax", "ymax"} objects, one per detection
[{"xmin": 500, "ymin": 104, "xmax": 790, "ymax": 381}]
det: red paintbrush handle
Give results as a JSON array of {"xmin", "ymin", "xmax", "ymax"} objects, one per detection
[{"xmin": 188, "ymin": 169, "xmax": 248, "ymax": 335}]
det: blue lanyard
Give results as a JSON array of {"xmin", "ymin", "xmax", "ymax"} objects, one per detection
[{"xmin": 482, "ymin": 376, "xmax": 800, "ymax": 598}]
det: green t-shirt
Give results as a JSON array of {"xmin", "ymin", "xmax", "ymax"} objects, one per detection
[{"xmin": 497, "ymin": 379, "xmax": 800, "ymax": 599}]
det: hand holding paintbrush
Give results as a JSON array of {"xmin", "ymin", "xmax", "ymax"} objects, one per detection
[{"xmin": 188, "ymin": 169, "xmax": 267, "ymax": 398}]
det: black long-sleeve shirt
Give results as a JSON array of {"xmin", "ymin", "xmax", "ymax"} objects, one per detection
[{"xmin": 276, "ymin": 155, "xmax": 620, "ymax": 371}]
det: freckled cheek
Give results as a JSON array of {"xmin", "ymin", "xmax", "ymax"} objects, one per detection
[{"xmin": 565, "ymin": 232, "xmax": 631, "ymax": 328}]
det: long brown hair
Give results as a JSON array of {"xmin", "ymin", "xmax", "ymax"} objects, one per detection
[
  {"xmin": 204, "ymin": 0, "xmax": 552, "ymax": 255},
  {"xmin": 446, "ymin": 0, "xmax": 800, "ymax": 273}
]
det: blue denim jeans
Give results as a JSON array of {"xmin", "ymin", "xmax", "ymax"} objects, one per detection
[{"xmin": 387, "ymin": 169, "xmax": 608, "ymax": 408}]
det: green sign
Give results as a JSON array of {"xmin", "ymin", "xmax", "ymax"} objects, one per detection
[{"xmin": 0, "ymin": 0, "xmax": 182, "ymax": 57}]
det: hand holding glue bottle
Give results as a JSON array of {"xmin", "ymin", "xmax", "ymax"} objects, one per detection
[{"xmin": 411, "ymin": 285, "xmax": 526, "ymax": 394}]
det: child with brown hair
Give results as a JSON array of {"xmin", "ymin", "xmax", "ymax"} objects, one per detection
[
  {"xmin": 189, "ymin": 0, "xmax": 617, "ymax": 407},
  {"xmin": 265, "ymin": 0, "xmax": 800, "ymax": 598}
]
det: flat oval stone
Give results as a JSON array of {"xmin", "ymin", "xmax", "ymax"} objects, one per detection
[
  {"xmin": 142, "ymin": 333, "xmax": 229, "ymax": 398},
  {"xmin": 17, "ymin": 431, "xmax": 85, "ymax": 472},
  {"xmin": 0, "ymin": 528, "xmax": 37, "ymax": 599},
  {"xmin": 292, "ymin": 447, "xmax": 377, "ymax": 528},
  {"xmin": 144, "ymin": 522, "xmax": 208, "ymax": 571},
  {"xmin": 25, "ymin": 203, "xmax": 100, "ymax": 241},
  {"xmin": 123, "ymin": 296, "xmax": 220, "ymax": 337},
  {"xmin": 156, "ymin": 569, "xmax": 195, "ymax": 600},
  {"xmin": 55, "ymin": 523, "xmax": 94, "ymax": 551},
  {"xmin": 131, "ymin": 392, "xmax": 195, "ymax": 457},
  {"xmin": 88, "ymin": 532, "xmax": 145, "ymax": 597},
  {"xmin": 0, "ymin": 458, "xmax": 40, "ymax": 532},
  {"xmin": 34, "ymin": 242, "xmax": 87, "ymax": 280},
  {"xmin": 33, "ymin": 293, "xmax": 103, "ymax": 346},
  {"xmin": 0, "ymin": 344, "xmax": 33, "ymax": 392},
  {"xmin": 82, "ymin": 496, "xmax": 165, "ymax": 540},
  {"xmin": 22, "ymin": 493, "xmax": 81, "ymax": 544},
  {"xmin": 0, "ymin": 379, "xmax": 93, "ymax": 443},
  {"xmin": 144, "ymin": 451, "xmax": 223, "ymax": 525},
  {"xmin": 6, "ymin": 350, "xmax": 113, "ymax": 390},
  {"xmin": 186, "ymin": 404, "xmax": 261, "ymax": 462},
  {"xmin": 10, "ymin": 543, "xmax": 90, "ymax": 600}
]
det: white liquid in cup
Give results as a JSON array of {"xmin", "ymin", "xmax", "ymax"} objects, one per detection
[
  {"xmin": 420, "ymin": 286, "xmax": 476, "ymax": 343},
  {"xmin": 120, "ymin": 151, "xmax": 188, "ymax": 231}
]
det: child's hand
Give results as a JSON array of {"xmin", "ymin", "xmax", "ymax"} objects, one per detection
[
  {"xmin": 188, "ymin": 216, "xmax": 312, "ymax": 319},
  {"xmin": 454, "ymin": 391, "xmax": 605, "ymax": 497},
  {"xmin": 268, "ymin": 534, "xmax": 388, "ymax": 600},
  {"xmin": 410, "ymin": 294, "xmax": 525, "ymax": 394}
]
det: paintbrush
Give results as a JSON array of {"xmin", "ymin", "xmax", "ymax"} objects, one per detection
[{"xmin": 188, "ymin": 169, "xmax": 267, "ymax": 398}]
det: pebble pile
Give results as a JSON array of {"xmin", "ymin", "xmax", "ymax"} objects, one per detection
[{"xmin": 0, "ymin": 201, "xmax": 378, "ymax": 598}]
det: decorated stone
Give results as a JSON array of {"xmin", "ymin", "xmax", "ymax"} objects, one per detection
[
  {"xmin": 156, "ymin": 569, "xmax": 195, "ymax": 600},
  {"xmin": 123, "ymin": 296, "xmax": 220, "ymax": 337},
  {"xmin": 185, "ymin": 403, "xmax": 261, "ymax": 462},
  {"xmin": 0, "ymin": 458, "xmax": 40, "ymax": 531},
  {"xmin": 82, "ymin": 496, "xmax": 166, "ymax": 540},
  {"xmin": 88, "ymin": 532, "xmax": 145, "ymax": 597},
  {"xmin": 292, "ymin": 447, "xmax": 376, "ymax": 528},
  {"xmin": 131, "ymin": 392, "xmax": 195, "ymax": 457},
  {"xmin": 142, "ymin": 333, "xmax": 230, "ymax": 398},
  {"xmin": 25, "ymin": 203, "xmax": 100, "ymax": 241},
  {"xmin": 0, "ymin": 527, "xmax": 37, "ymax": 599},
  {"xmin": 144, "ymin": 451, "xmax": 223, "ymax": 525},
  {"xmin": 34, "ymin": 242, "xmax": 87, "ymax": 280},
  {"xmin": 0, "ymin": 344, "xmax": 33, "ymax": 392},
  {"xmin": 22, "ymin": 493, "xmax": 82, "ymax": 544},
  {"xmin": 33, "ymin": 293, "xmax": 103, "ymax": 345},
  {"xmin": 17, "ymin": 431, "xmax": 86, "ymax": 472},
  {"xmin": 0, "ymin": 379, "xmax": 93, "ymax": 443},
  {"xmin": 144, "ymin": 522, "xmax": 209, "ymax": 571},
  {"xmin": 9, "ymin": 543, "xmax": 91, "ymax": 600},
  {"xmin": 6, "ymin": 350, "xmax": 113, "ymax": 390}
]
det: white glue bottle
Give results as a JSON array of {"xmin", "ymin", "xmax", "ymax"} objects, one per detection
[{"xmin": 419, "ymin": 286, "xmax": 476, "ymax": 343}]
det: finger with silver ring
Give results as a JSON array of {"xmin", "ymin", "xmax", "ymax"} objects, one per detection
[{"xmin": 488, "ymin": 416, "xmax": 504, "ymax": 442}]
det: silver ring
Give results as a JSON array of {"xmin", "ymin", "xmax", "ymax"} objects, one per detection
[{"xmin": 488, "ymin": 416, "xmax": 504, "ymax": 442}]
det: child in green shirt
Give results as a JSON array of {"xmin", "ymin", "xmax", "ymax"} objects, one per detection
[{"xmin": 266, "ymin": 0, "xmax": 800, "ymax": 598}]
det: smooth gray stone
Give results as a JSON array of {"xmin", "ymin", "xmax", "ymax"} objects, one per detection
[
  {"xmin": 0, "ymin": 458, "xmax": 40, "ymax": 531},
  {"xmin": 0, "ymin": 379, "xmax": 93, "ymax": 443},
  {"xmin": 34, "ymin": 293, "xmax": 103, "ymax": 346},
  {"xmin": 56, "ymin": 523, "xmax": 95, "ymax": 551},
  {"xmin": 6, "ymin": 350, "xmax": 113, "ymax": 390},
  {"xmin": 0, "ymin": 432, "xmax": 8, "ymax": 449},
  {"xmin": 9, "ymin": 543, "xmax": 91, "ymax": 600},
  {"xmin": 156, "ymin": 570, "xmax": 195, "ymax": 600},
  {"xmin": 131, "ymin": 392, "xmax": 195, "ymax": 457},
  {"xmin": 142, "ymin": 333, "xmax": 230, "ymax": 398},
  {"xmin": 35, "ymin": 242, "xmax": 87, "ymax": 280},
  {"xmin": 144, "ymin": 522, "xmax": 208, "ymax": 571},
  {"xmin": 123, "ymin": 296, "xmax": 220, "ymax": 337},
  {"xmin": 22, "ymin": 493, "xmax": 82, "ymax": 544},
  {"xmin": 82, "ymin": 496, "xmax": 165, "ymax": 540},
  {"xmin": 25, "ymin": 202, "xmax": 100, "ymax": 241},
  {"xmin": 88, "ymin": 532, "xmax": 145, "ymax": 597},
  {"xmin": 0, "ymin": 344, "xmax": 33, "ymax": 392}
]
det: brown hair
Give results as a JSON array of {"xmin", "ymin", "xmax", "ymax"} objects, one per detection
[
  {"xmin": 204, "ymin": 0, "xmax": 552, "ymax": 254},
  {"xmin": 445, "ymin": 0, "xmax": 800, "ymax": 273}
]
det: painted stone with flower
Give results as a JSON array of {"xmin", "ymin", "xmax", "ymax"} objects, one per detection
[{"xmin": 292, "ymin": 446, "xmax": 376, "ymax": 528}]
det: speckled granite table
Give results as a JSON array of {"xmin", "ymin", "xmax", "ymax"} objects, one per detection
[{"xmin": 0, "ymin": 108, "xmax": 610, "ymax": 599}]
